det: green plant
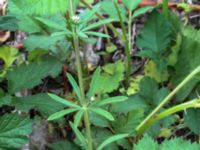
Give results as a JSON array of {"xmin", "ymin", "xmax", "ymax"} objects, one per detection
[
  {"xmin": 134, "ymin": 134, "xmax": 200, "ymax": 150},
  {"xmin": 136, "ymin": 66, "xmax": 200, "ymax": 135},
  {"xmin": 48, "ymin": 68, "xmax": 128, "ymax": 149},
  {"xmin": 81, "ymin": 0, "xmax": 153, "ymax": 79},
  {"xmin": 1, "ymin": 0, "xmax": 200, "ymax": 149}
]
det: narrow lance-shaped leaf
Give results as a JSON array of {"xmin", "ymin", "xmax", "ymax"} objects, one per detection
[
  {"xmin": 51, "ymin": 30, "xmax": 72, "ymax": 37},
  {"xmin": 69, "ymin": 122, "xmax": 87, "ymax": 147},
  {"xmin": 82, "ymin": 19, "xmax": 114, "ymax": 31},
  {"xmin": 74, "ymin": 110, "xmax": 84, "ymax": 127},
  {"xmin": 133, "ymin": 6, "xmax": 154, "ymax": 18},
  {"xmin": 48, "ymin": 108, "xmax": 79, "ymax": 121},
  {"xmin": 87, "ymin": 67, "xmax": 101, "ymax": 98},
  {"xmin": 85, "ymin": 31, "xmax": 110, "ymax": 38},
  {"xmin": 48, "ymin": 93, "xmax": 81, "ymax": 109},
  {"xmin": 67, "ymin": 73, "xmax": 81, "ymax": 101},
  {"xmin": 92, "ymin": 96, "xmax": 128, "ymax": 107},
  {"xmin": 97, "ymin": 134, "xmax": 129, "ymax": 150},
  {"xmin": 90, "ymin": 108, "xmax": 115, "ymax": 121}
]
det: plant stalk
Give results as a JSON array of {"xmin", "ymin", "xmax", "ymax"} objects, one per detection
[
  {"xmin": 128, "ymin": 11, "xmax": 132, "ymax": 54},
  {"xmin": 114, "ymin": 1, "xmax": 131, "ymax": 78},
  {"xmin": 69, "ymin": 0, "xmax": 93, "ymax": 149},
  {"xmin": 137, "ymin": 98, "xmax": 200, "ymax": 135},
  {"xmin": 163, "ymin": 0, "xmax": 169, "ymax": 19},
  {"xmin": 73, "ymin": 32, "xmax": 93, "ymax": 150},
  {"xmin": 136, "ymin": 66, "xmax": 200, "ymax": 135}
]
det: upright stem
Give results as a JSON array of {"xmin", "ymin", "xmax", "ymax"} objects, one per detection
[
  {"xmin": 163, "ymin": 0, "xmax": 169, "ymax": 19},
  {"xmin": 73, "ymin": 33, "xmax": 93, "ymax": 150},
  {"xmin": 114, "ymin": 1, "xmax": 131, "ymax": 78},
  {"xmin": 128, "ymin": 11, "xmax": 132, "ymax": 54},
  {"xmin": 69, "ymin": 1, "xmax": 93, "ymax": 149},
  {"xmin": 136, "ymin": 66, "xmax": 200, "ymax": 135}
]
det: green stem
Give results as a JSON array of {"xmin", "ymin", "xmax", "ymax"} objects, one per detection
[
  {"xmin": 163, "ymin": 0, "xmax": 169, "ymax": 19},
  {"xmin": 114, "ymin": 1, "xmax": 131, "ymax": 78},
  {"xmin": 69, "ymin": 1, "xmax": 93, "ymax": 149},
  {"xmin": 73, "ymin": 33, "xmax": 93, "ymax": 150},
  {"xmin": 128, "ymin": 11, "xmax": 132, "ymax": 54},
  {"xmin": 136, "ymin": 66, "xmax": 200, "ymax": 135},
  {"xmin": 137, "ymin": 98, "xmax": 200, "ymax": 135}
]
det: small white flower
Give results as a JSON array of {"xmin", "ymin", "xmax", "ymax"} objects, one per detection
[
  {"xmin": 71, "ymin": 15, "xmax": 80, "ymax": 23},
  {"xmin": 90, "ymin": 96, "xmax": 95, "ymax": 102}
]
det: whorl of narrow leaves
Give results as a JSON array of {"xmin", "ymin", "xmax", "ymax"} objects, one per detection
[{"xmin": 9, "ymin": 0, "xmax": 69, "ymax": 15}]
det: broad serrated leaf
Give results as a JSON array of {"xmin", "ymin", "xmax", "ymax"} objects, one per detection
[
  {"xmin": 136, "ymin": 11, "xmax": 172, "ymax": 70},
  {"xmin": 135, "ymin": 135, "xmax": 200, "ymax": 150},
  {"xmin": 0, "ymin": 95, "xmax": 12, "ymax": 107},
  {"xmin": 95, "ymin": 61, "xmax": 125, "ymax": 93},
  {"xmin": 0, "ymin": 15, "xmax": 18, "ymax": 31},
  {"xmin": 135, "ymin": 77, "xmax": 170, "ymax": 113},
  {"xmin": 112, "ymin": 109, "xmax": 144, "ymax": 134},
  {"xmin": 35, "ymin": 16, "xmax": 66, "ymax": 31},
  {"xmin": 7, "ymin": 56, "xmax": 62, "ymax": 93},
  {"xmin": 161, "ymin": 137, "xmax": 200, "ymax": 150},
  {"xmin": 184, "ymin": 108, "xmax": 200, "ymax": 135},
  {"xmin": 0, "ymin": 113, "xmax": 33, "ymax": 150},
  {"xmin": 134, "ymin": 134, "xmax": 158, "ymax": 150},
  {"xmin": 97, "ymin": 133, "xmax": 128, "ymax": 150},
  {"xmin": 24, "ymin": 35, "xmax": 66, "ymax": 51},
  {"xmin": 11, "ymin": 93, "xmax": 65, "ymax": 117},
  {"xmin": 17, "ymin": 16, "xmax": 43, "ymax": 34},
  {"xmin": 171, "ymin": 26, "xmax": 200, "ymax": 101},
  {"xmin": 137, "ymin": 11, "xmax": 172, "ymax": 53},
  {"xmin": 9, "ymin": 0, "xmax": 69, "ymax": 15}
]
